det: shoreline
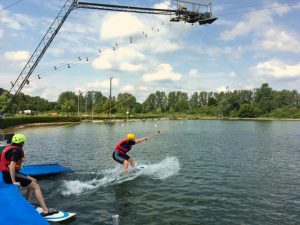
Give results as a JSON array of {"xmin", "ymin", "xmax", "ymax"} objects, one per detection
[
  {"xmin": 1, "ymin": 117, "xmax": 300, "ymax": 132},
  {"xmin": 0, "ymin": 122, "xmax": 80, "ymax": 133}
]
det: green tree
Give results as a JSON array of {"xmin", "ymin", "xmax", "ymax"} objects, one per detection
[
  {"xmin": 238, "ymin": 104, "xmax": 257, "ymax": 118},
  {"xmin": 57, "ymin": 91, "xmax": 77, "ymax": 113},
  {"xmin": 174, "ymin": 91, "xmax": 189, "ymax": 112},
  {"xmin": 155, "ymin": 91, "xmax": 168, "ymax": 112},
  {"xmin": 199, "ymin": 91, "xmax": 208, "ymax": 107},
  {"xmin": 273, "ymin": 90, "xmax": 295, "ymax": 108},
  {"xmin": 189, "ymin": 92, "xmax": 200, "ymax": 109},
  {"xmin": 61, "ymin": 99, "xmax": 76, "ymax": 113},
  {"xmin": 239, "ymin": 90, "xmax": 253, "ymax": 104},
  {"xmin": 254, "ymin": 83, "xmax": 273, "ymax": 114},
  {"xmin": 168, "ymin": 91, "xmax": 189, "ymax": 112},
  {"xmin": 167, "ymin": 92, "xmax": 176, "ymax": 111},
  {"xmin": 116, "ymin": 93, "xmax": 137, "ymax": 113},
  {"xmin": 0, "ymin": 91, "xmax": 9, "ymax": 112},
  {"xmin": 88, "ymin": 91, "xmax": 108, "ymax": 114},
  {"xmin": 207, "ymin": 97, "xmax": 217, "ymax": 107},
  {"xmin": 143, "ymin": 93, "xmax": 156, "ymax": 112}
]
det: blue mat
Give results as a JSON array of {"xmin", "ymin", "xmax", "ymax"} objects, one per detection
[
  {"xmin": 0, "ymin": 176, "xmax": 49, "ymax": 225},
  {"xmin": 20, "ymin": 163, "xmax": 73, "ymax": 176},
  {"xmin": 0, "ymin": 163, "xmax": 73, "ymax": 224}
]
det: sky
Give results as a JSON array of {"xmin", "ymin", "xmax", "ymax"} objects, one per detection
[{"xmin": 0, "ymin": 0, "xmax": 300, "ymax": 102}]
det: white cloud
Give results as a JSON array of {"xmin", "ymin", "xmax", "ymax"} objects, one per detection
[
  {"xmin": 0, "ymin": 9, "xmax": 37, "ymax": 31},
  {"xmin": 219, "ymin": 2, "xmax": 292, "ymax": 41},
  {"xmin": 241, "ymin": 85, "xmax": 255, "ymax": 90},
  {"xmin": 194, "ymin": 45, "xmax": 244, "ymax": 61},
  {"xmin": 134, "ymin": 38, "xmax": 180, "ymax": 53},
  {"xmin": 101, "ymin": 13, "xmax": 145, "ymax": 40},
  {"xmin": 4, "ymin": 51, "xmax": 29, "ymax": 61},
  {"xmin": 153, "ymin": 1, "xmax": 172, "ymax": 10},
  {"xmin": 228, "ymin": 71, "xmax": 237, "ymax": 78},
  {"xmin": 254, "ymin": 59, "xmax": 300, "ymax": 79},
  {"xmin": 119, "ymin": 63, "xmax": 143, "ymax": 72},
  {"xmin": 47, "ymin": 48, "xmax": 65, "ymax": 57},
  {"xmin": 138, "ymin": 86, "xmax": 148, "ymax": 91},
  {"xmin": 1, "ymin": 15, "xmax": 22, "ymax": 30},
  {"xmin": 219, "ymin": 10, "xmax": 273, "ymax": 41},
  {"xmin": 22, "ymin": 80, "xmax": 41, "ymax": 96},
  {"xmin": 260, "ymin": 28, "xmax": 300, "ymax": 53},
  {"xmin": 0, "ymin": 72, "xmax": 15, "ymax": 88},
  {"xmin": 92, "ymin": 47, "xmax": 145, "ymax": 72},
  {"xmin": 0, "ymin": 29, "xmax": 3, "ymax": 38},
  {"xmin": 142, "ymin": 64, "xmax": 181, "ymax": 82},
  {"xmin": 215, "ymin": 85, "xmax": 230, "ymax": 93},
  {"xmin": 188, "ymin": 69, "xmax": 200, "ymax": 77},
  {"xmin": 121, "ymin": 85, "xmax": 135, "ymax": 93},
  {"xmin": 100, "ymin": 9, "xmax": 180, "ymax": 54},
  {"xmin": 86, "ymin": 78, "xmax": 119, "ymax": 90}
]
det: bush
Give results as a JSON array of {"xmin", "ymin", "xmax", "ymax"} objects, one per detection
[
  {"xmin": 0, "ymin": 116, "xmax": 80, "ymax": 129},
  {"xmin": 269, "ymin": 107, "xmax": 300, "ymax": 118}
]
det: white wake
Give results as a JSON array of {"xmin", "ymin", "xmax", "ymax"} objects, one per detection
[{"xmin": 61, "ymin": 156, "xmax": 180, "ymax": 196}]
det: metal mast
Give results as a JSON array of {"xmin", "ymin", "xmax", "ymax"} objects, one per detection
[{"xmin": 0, "ymin": 0, "xmax": 78, "ymax": 120}]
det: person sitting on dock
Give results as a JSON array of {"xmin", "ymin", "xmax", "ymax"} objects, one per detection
[
  {"xmin": 112, "ymin": 133, "xmax": 148, "ymax": 174},
  {"xmin": 0, "ymin": 133, "xmax": 58, "ymax": 217}
]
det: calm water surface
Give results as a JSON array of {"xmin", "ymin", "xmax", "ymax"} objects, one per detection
[{"xmin": 18, "ymin": 120, "xmax": 300, "ymax": 225}]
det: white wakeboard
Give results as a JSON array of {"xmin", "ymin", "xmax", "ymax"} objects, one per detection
[
  {"xmin": 111, "ymin": 164, "xmax": 148, "ymax": 183},
  {"xmin": 136, "ymin": 164, "xmax": 148, "ymax": 171},
  {"xmin": 127, "ymin": 164, "xmax": 148, "ymax": 174},
  {"xmin": 36, "ymin": 207, "xmax": 76, "ymax": 222}
]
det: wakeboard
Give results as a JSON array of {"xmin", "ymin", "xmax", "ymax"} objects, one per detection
[
  {"xmin": 136, "ymin": 164, "xmax": 148, "ymax": 171},
  {"xmin": 35, "ymin": 207, "xmax": 76, "ymax": 222}
]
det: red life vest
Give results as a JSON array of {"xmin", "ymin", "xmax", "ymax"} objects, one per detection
[
  {"xmin": 115, "ymin": 138, "xmax": 132, "ymax": 155},
  {"xmin": 0, "ymin": 145, "xmax": 24, "ymax": 172}
]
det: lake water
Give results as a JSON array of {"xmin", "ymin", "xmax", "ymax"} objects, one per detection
[{"xmin": 18, "ymin": 120, "xmax": 300, "ymax": 225}]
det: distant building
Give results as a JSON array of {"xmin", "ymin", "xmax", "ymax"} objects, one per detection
[{"xmin": 19, "ymin": 110, "xmax": 38, "ymax": 115}]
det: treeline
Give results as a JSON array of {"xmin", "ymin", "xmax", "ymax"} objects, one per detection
[{"xmin": 1, "ymin": 83, "xmax": 300, "ymax": 118}]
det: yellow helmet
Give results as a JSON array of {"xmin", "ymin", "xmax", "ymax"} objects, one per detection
[
  {"xmin": 127, "ymin": 133, "xmax": 135, "ymax": 141},
  {"xmin": 12, "ymin": 134, "xmax": 27, "ymax": 144}
]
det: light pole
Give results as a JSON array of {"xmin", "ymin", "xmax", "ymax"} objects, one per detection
[
  {"xmin": 109, "ymin": 77, "xmax": 113, "ymax": 119},
  {"xmin": 77, "ymin": 90, "xmax": 81, "ymax": 117},
  {"xmin": 85, "ymin": 92, "xmax": 87, "ymax": 117},
  {"xmin": 126, "ymin": 110, "xmax": 129, "ymax": 121},
  {"xmin": 91, "ymin": 91, "xmax": 94, "ymax": 120}
]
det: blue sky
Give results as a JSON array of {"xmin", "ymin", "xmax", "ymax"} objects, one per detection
[{"xmin": 0, "ymin": 0, "xmax": 300, "ymax": 102}]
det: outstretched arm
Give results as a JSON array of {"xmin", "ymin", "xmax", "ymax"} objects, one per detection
[
  {"xmin": 135, "ymin": 137, "xmax": 148, "ymax": 144},
  {"xmin": 135, "ymin": 131, "xmax": 160, "ymax": 144}
]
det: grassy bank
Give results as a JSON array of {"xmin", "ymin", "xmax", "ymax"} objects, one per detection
[
  {"xmin": 0, "ymin": 116, "xmax": 81, "ymax": 129},
  {"xmin": 1, "ymin": 113, "xmax": 300, "ymax": 131}
]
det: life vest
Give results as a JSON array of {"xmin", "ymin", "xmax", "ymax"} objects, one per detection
[
  {"xmin": 0, "ymin": 145, "xmax": 24, "ymax": 172},
  {"xmin": 115, "ymin": 138, "xmax": 132, "ymax": 155}
]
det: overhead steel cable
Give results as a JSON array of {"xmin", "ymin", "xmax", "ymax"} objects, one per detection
[
  {"xmin": 0, "ymin": 21, "xmax": 164, "ymax": 91},
  {"xmin": 194, "ymin": 26, "xmax": 253, "ymax": 89},
  {"xmin": 0, "ymin": 0, "xmax": 23, "ymax": 13},
  {"xmin": 1, "ymin": 20, "xmax": 179, "ymax": 120},
  {"xmin": 218, "ymin": 0, "xmax": 299, "ymax": 16}
]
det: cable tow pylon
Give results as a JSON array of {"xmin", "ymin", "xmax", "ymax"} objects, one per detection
[
  {"xmin": 0, "ymin": 0, "xmax": 217, "ymax": 121},
  {"xmin": 0, "ymin": 0, "xmax": 78, "ymax": 120}
]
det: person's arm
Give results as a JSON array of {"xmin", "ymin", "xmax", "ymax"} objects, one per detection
[
  {"xmin": 135, "ymin": 137, "xmax": 148, "ymax": 144},
  {"xmin": 9, "ymin": 161, "xmax": 20, "ymax": 186}
]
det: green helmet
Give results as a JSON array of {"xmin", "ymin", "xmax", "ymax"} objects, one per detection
[{"xmin": 12, "ymin": 134, "xmax": 27, "ymax": 144}]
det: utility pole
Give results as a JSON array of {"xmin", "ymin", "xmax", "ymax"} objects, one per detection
[
  {"xmin": 109, "ymin": 77, "xmax": 113, "ymax": 119},
  {"xmin": 78, "ymin": 90, "xmax": 81, "ymax": 117},
  {"xmin": 91, "ymin": 91, "xmax": 93, "ymax": 120},
  {"xmin": 85, "ymin": 92, "xmax": 88, "ymax": 117}
]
